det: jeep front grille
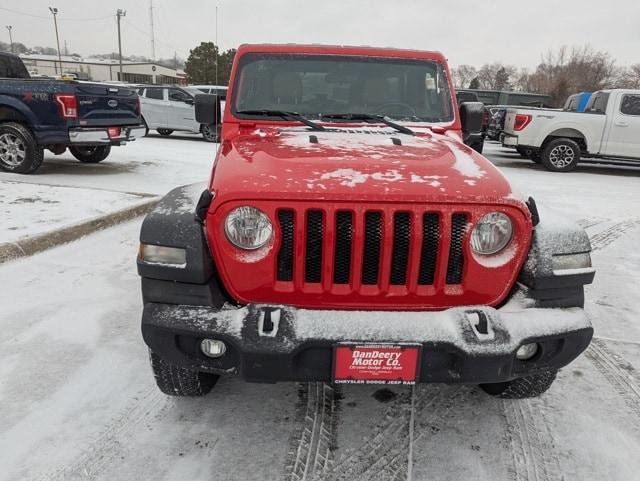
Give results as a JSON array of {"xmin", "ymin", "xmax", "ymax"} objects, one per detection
[{"xmin": 276, "ymin": 206, "xmax": 469, "ymax": 291}]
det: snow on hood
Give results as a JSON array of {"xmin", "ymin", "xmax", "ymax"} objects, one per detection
[{"xmin": 211, "ymin": 127, "xmax": 520, "ymax": 206}]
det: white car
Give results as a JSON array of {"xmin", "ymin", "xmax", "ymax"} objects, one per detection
[
  {"xmin": 138, "ymin": 85, "xmax": 219, "ymax": 142},
  {"xmin": 191, "ymin": 84, "xmax": 228, "ymax": 96},
  {"xmin": 502, "ymin": 89, "xmax": 640, "ymax": 171}
]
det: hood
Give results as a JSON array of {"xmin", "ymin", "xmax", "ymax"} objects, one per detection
[{"xmin": 210, "ymin": 126, "xmax": 522, "ymax": 207}]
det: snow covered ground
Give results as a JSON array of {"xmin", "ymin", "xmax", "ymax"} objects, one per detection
[{"xmin": 0, "ymin": 138, "xmax": 639, "ymax": 481}]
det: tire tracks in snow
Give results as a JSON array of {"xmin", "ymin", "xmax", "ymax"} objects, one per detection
[
  {"xmin": 585, "ymin": 338, "xmax": 640, "ymax": 420},
  {"xmin": 34, "ymin": 386, "xmax": 169, "ymax": 481},
  {"xmin": 501, "ymin": 398, "xmax": 562, "ymax": 481},
  {"xmin": 283, "ymin": 382, "xmax": 340, "ymax": 481},
  {"xmin": 327, "ymin": 385, "xmax": 472, "ymax": 481},
  {"xmin": 588, "ymin": 218, "xmax": 640, "ymax": 252}
]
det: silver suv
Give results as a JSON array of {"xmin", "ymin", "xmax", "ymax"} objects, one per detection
[{"xmin": 139, "ymin": 86, "xmax": 219, "ymax": 142}]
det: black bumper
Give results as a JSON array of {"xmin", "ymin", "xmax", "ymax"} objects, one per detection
[{"xmin": 141, "ymin": 301, "xmax": 593, "ymax": 384}]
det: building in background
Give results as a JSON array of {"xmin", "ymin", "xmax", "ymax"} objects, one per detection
[{"xmin": 19, "ymin": 53, "xmax": 186, "ymax": 84}]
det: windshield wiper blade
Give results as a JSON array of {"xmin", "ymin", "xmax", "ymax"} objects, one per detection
[
  {"xmin": 236, "ymin": 109, "xmax": 326, "ymax": 131},
  {"xmin": 321, "ymin": 113, "xmax": 415, "ymax": 136}
]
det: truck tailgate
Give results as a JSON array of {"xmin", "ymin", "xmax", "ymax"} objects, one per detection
[{"xmin": 75, "ymin": 84, "xmax": 140, "ymax": 127}]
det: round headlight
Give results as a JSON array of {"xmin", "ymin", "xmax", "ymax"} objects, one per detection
[
  {"xmin": 471, "ymin": 212, "xmax": 513, "ymax": 255},
  {"xmin": 224, "ymin": 206, "xmax": 273, "ymax": 250}
]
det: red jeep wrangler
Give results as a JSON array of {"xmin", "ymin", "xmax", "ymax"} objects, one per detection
[{"xmin": 137, "ymin": 45, "xmax": 595, "ymax": 399}]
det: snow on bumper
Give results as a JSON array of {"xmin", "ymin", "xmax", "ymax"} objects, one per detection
[{"xmin": 142, "ymin": 302, "xmax": 593, "ymax": 384}]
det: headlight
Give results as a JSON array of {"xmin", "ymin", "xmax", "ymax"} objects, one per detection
[
  {"xmin": 471, "ymin": 212, "xmax": 513, "ymax": 255},
  {"xmin": 139, "ymin": 244, "xmax": 186, "ymax": 267},
  {"xmin": 224, "ymin": 206, "xmax": 273, "ymax": 250}
]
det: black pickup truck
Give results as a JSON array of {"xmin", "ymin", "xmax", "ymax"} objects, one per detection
[{"xmin": 0, "ymin": 52, "xmax": 145, "ymax": 174}]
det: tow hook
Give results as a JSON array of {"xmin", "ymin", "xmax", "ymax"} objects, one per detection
[
  {"xmin": 466, "ymin": 310, "xmax": 495, "ymax": 341},
  {"xmin": 259, "ymin": 307, "xmax": 281, "ymax": 336}
]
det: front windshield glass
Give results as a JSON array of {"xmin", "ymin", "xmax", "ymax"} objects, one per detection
[{"xmin": 232, "ymin": 53, "xmax": 454, "ymax": 123}]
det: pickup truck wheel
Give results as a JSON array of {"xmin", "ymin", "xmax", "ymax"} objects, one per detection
[
  {"xmin": 0, "ymin": 122, "xmax": 44, "ymax": 174},
  {"xmin": 149, "ymin": 350, "xmax": 218, "ymax": 397},
  {"xmin": 69, "ymin": 145, "xmax": 111, "ymax": 163},
  {"xmin": 157, "ymin": 129, "xmax": 173, "ymax": 136},
  {"xmin": 201, "ymin": 124, "xmax": 218, "ymax": 142},
  {"xmin": 479, "ymin": 369, "xmax": 557, "ymax": 399},
  {"xmin": 542, "ymin": 138, "xmax": 580, "ymax": 172}
]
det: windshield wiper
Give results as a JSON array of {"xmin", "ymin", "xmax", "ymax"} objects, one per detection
[
  {"xmin": 236, "ymin": 109, "xmax": 326, "ymax": 131},
  {"xmin": 321, "ymin": 113, "xmax": 415, "ymax": 136}
]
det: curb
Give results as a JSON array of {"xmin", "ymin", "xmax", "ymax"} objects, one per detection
[{"xmin": 0, "ymin": 198, "xmax": 159, "ymax": 264}]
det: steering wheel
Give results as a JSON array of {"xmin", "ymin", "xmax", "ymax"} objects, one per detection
[{"xmin": 373, "ymin": 102, "xmax": 417, "ymax": 117}]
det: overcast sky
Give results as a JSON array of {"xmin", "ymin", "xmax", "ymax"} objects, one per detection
[{"xmin": 2, "ymin": 0, "xmax": 638, "ymax": 68}]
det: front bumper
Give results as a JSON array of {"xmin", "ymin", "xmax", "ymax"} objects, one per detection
[
  {"xmin": 68, "ymin": 125, "xmax": 146, "ymax": 145},
  {"xmin": 142, "ymin": 301, "xmax": 593, "ymax": 384}
]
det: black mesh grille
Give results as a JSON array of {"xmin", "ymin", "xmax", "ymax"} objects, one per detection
[
  {"xmin": 305, "ymin": 210, "xmax": 323, "ymax": 283},
  {"xmin": 418, "ymin": 213, "xmax": 439, "ymax": 285},
  {"xmin": 390, "ymin": 213, "xmax": 411, "ymax": 285},
  {"xmin": 361, "ymin": 212, "xmax": 382, "ymax": 285},
  {"xmin": 446, "ymin": 214, "xmax": 468, "ymax": 284},
  {"xmin": 276, "ymin": 210, "xmax": 294, "ymax": 281},
  {"xmin": 333, "ymin": 211, "xmax": 353, "ymax": 284}
]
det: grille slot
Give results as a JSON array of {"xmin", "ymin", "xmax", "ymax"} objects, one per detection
[
  {"xmin": 361, "ymin": 212, "xmax": 383, "ymax": 285},
  {"xmin": 418, "ymin": 213, "xmax": 439, "ymax": 285},
  {"xmin": 390, "ymin": 212, "xmax": 411, "ymax": 285},
  {"xmin": 446, "ymin": 214, "xmax": 468, "ymax": 284},
  {"xmin": 305, "ymin": 210, "xmax": 324, "ymax": 283},
  {"xmin": 333, "ymin": 211, "xmax": 353, "ymax": 284},
  {"xmin": 276, "ymin": 210, "xmax": 294, "ymax": 281}
]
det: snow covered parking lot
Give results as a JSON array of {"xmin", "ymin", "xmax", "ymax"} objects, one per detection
[{"xmin": 1, "ymin": 137, "xmax": 639, "ymax": 481}]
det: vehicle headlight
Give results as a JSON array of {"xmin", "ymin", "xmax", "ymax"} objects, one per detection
[
  {"xmin": 471, "ymin": 212, "xmax": 513, "ymax": 255},
  {"xmin": 224, "ymin": 206, "xmax": 273, "ymax": 250}
]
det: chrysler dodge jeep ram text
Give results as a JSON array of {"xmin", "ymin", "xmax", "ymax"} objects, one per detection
[
  {"xmin": 0, "ymin": 52, "xmax": 145, "ymax": 174},
  {"xmin": 137, "ymin": 44, "xmax": 595, "ymax": 399}
]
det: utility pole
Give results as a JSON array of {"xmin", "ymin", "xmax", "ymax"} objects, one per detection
[
  {"xmin": 5, "ymin": 26, "xmax": 13, "ymax": 53},
  {"xmin": 49, "ymin": 7, "xmax": 62, "ymax": 74},
  {"xmin": 149, "ymin": 0, "xmax": 156, "ymax": 61},
  {"xmin": 116, "ymin": 9, "xmax": 126, "ymax": 81}
]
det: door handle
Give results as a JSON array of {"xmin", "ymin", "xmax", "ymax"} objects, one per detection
[{"xmin": 614, "ymin": 121, "xmax": 629, "ymax": 127}]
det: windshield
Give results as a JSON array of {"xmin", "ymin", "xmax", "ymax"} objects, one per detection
[{"xmin": 232, "ymin": 53, "xmax": 454, "ymax": 123}]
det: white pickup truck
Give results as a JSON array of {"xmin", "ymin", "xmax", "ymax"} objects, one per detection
[{"xmin": 502, "ymin": 89, "xmax": 640, "ymax": 171}]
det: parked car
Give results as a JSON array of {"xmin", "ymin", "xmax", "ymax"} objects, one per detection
[
  {"xmin": 137, "ymin": 44, "xmax": 594, "ymax": 401},
  {"xmin": 564, "ymin": 92, "xmax": 592, "ymax": 112},
  {"xmin": 191, "ymin": 84, "xmax": 228, "ymax": 97},
  {"xmin": 0, "ymin": 52, "xmax": 145, "ymax": 174},
  {"xmin": 457, "ymin": 89, "xmax": 552, "ymax": 108},
  {"xmin": 138, "ymin": 85, "xmax": 220, "ymax": 142},
  {"xmin": 502, "ymin": 89, "xmax": 640, "ymax": 171}
]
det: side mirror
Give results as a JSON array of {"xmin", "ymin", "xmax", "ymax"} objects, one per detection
[
  {"xmin": 459, "ymin": 102, "xmax": 484, "ymax": 134},
  {"xmin": 184, "ymin": 97, "xmax": 194, "ymax": 105},
  {"xmin": 195, "ymin": 94, "xmax": 222, "ymax": 125}
]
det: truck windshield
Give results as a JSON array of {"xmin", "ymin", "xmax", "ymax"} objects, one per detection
[{"xmin": 232, "ymin": 53, "xmax": 454, "ymax": 123}]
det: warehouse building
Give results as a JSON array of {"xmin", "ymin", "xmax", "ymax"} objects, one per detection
[{"xmin": 19, "ymin": 53, "xmax": 186, "ymax": 84}]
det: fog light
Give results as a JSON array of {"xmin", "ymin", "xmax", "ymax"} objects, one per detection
[
  {"xmin": 200, "ymin": 339, "xmax": 226, "ymax": 358},
  {"xmin": 516, "ymin": 343, "xmax": 538, "ymax": 360}
]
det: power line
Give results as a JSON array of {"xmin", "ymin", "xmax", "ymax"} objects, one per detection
[{"xmin": 0, "ymin": 6, "xmax": 113, "ymax": 22}]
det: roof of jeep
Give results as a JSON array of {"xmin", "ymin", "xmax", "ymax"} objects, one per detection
[{"xmin": 235, "ymin": 44, "xmax": 448, "ymax": 63}]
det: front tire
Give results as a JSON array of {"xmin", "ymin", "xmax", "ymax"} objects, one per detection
[
  {"xmin": 149, "ymin": 350, "xmax": 218, "ymax": 397},
  {"xmin": 69, "ymin": 145, "xmax": 111, "ymax": 163},
  {"xmin": 479, "ymin": 370, "xmax": 557, "ymax": 399},
  {"xmin": 0, "ymin": 122, "xmax": 44, "ymax": 174},
  {"xmin": 201, "ymin": 124, "xmax": 218, "ymax": 142},
  {"xmin": 542, "ymin": 138, "xmax": 580, "ymax": 172}
]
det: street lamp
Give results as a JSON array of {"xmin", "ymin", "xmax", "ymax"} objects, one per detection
[
  {"xmin": 5, "ymin": 26, "xmax": 13, "ymax": 53},
  {"xmin": 116, "ymin": 9, "xmax": 126, "ymax": 80},
  {"xmin": 49, "ymin": 7, "xmax": 62, "ymax": 75}
]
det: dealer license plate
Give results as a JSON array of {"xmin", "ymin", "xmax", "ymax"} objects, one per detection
[{"xmin": 333, "ymin": 343, "xmax": 421, "ymax": 385}]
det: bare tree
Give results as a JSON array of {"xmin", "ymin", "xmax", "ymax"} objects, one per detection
[{"xmin": 451, "ymin": 65, "xmax": 477, "ymax": 88}]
